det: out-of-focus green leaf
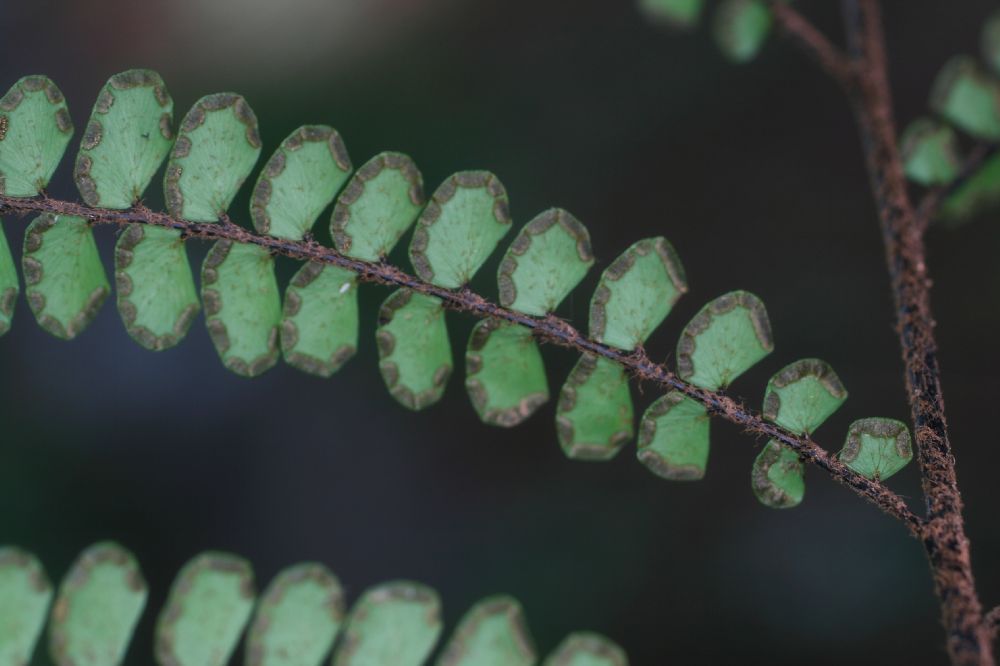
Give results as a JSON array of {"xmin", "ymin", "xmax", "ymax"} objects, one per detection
[
  {"xmin": 281, "ymin": 263, "xmax": 358, "ymax": 378},
  {"xmin": 154, "ymin": 552, "xmax": 255, "ymax": 666},
  {"xmin": 409, "ymin": 171, "xmax": 511, "ymax": 289},
  {"xmin": 638, "ymin": 0, "xmax": 704, "ymax": 29},
  {"xmin": 713, "ymin": 0, "xmax": 772, "ymax": 63},
  {"xmin": 762, "ymin": 358, "xmax": 847, "ymax": 435},
  {"xmin": 938, "ymin": 153, "xmax": 1000, "ymax": 223},
  {"xmin": 332, "ymin": 581, "xmax": 442, "ymax": 666},
  {"xmin": 74, "ymin": 69, "xmax": 173, "ymax": 209},
  {"xmin": 115, "ymin": 224, "xmax": 199, "ymax": 351},
  {"xmin": 589, "ymin": 237, "xmax": 686, "ymax": 351},
  {"xmin": 245, "ymin": 563, "xmax": 344, "ymax": 666},
  {"xmin": 676, "ymin": 290, "xmax": 773, "ymax": 390},
  {"xmin": 251, "ymin": 125, "xmax": 351, "ymax": 240},
  {"xmin": 0, "ymin": 219, "xmax": 17, "ymax": 335},
  {"xmin": 543, "ymin": 633, "xmax": 628, "ymax": 666},
  {"xmin": 930, "ymin": 56, "xmax": 1000, "ymax": 140},
  {"xmin": 331, "ymin": 151, "xmax": 424, "ymax": 261},
  {"xmin": 164, "ymin": 93, "xmax": 261, "ymax": 222},
  {"xmin": 376, "ymin": 290, "xmax": 452, "ymax": 410},
  {"xmin": 900, "ymin": 118, "xmax": 960, "ymax": 186},
  {"xmin": 556, "ymin": 354, "xmax": 634, "ymax": 460},
  {"xmin": 437, "ymin": 596, "xmax": 536, "ymax": 666},
  {"xmin": 637, "ymin": 391, "xmax": 709, "ymax": 480},
  {"xmin": 0, "ymin": 547, "xmax": 52, "ymax": 666},
  {"xmin": 838, "ymin": 418, "xmax": 913, "ymax": 481},
  {"xmin": 497, "ymin": 207, "xmax": 593, "ymax": 316},
  {"xmin": 982, "ymin": 10, "xmax": 1000, "ymax": 76},
  {"xmin": 751, "ymin": 440, "xmax": 805, "ymax": 508},
  {"xmin": 465, "ymin": 319, "xmax": 548, "ymax": 427},
  {"xmin": 49, "ymin": 542, "xmax": 146, "ymax": 666},
  {"xmin": 0, "ymin": 75, "xmax": 73, "ymax": 197},
  {"xmin": 22, "ymin": 214, "xmax": 109, "ymax": 340},
  {"xmin": 202, "ymin": 240, "xmax": 281, "ymax": 377}
]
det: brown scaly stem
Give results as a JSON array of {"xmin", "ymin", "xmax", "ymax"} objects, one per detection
[
  {"xmin": 767, "ymin": 1, "xmax": 856, "ymax": 90},
  {"xmin": 773, "ymin": 1, "xmax": 993, "ymax": 663},
  {"xmin": 0, "ymin": 192, "xmax": 923, "ymax": 536}
]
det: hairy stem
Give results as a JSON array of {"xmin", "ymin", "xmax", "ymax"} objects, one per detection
[
  {"xmin": 767, "ymin": 1, "xmax": 855, "ymax": 90},
  {"xmin": 768, "ymin": 2, "xmax": 993, "ymax": 662},
  {"xmin": 842, "ymin": 1, "xmax": 992, "ymax": 663},
  {"xmin": 0, "ymin": 192, "xmax": 923, "ymax": 536}
]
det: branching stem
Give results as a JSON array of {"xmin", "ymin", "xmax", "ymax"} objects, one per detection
[
  {"xmin": 767, "ymin": 1, "xmax": 855, "ymax": 90},
  {"xmin": 772, "ymin": 1, "xmax": 994, "ymax": 663},
  {"xmin": 0, "ymin": 192, "xmax": 923, "ymax": 536}
]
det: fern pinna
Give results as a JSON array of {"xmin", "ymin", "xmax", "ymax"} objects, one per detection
[
  {"xmin": 0, "ymin": 542, "xmax": 627, "ymax": 666},
  {"xmin": 0, "ymin": 69, "xmax": 915, "ymax": 499},
  {"xmin": 0, "ymin": 62, "xmax": 922, "ymax": 662}
]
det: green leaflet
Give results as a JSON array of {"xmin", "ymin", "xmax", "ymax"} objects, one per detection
[
  {"xmin": 751, "ymin": 440, "xmax": 805, "ymax": 509},
  {"xmin": 0, "ymin": 548, "xmax": 52, "ymax": 666},
  {"xmin": 556, "ymin": 354, "xmax": 634, "ymax": 460},
  {"xmin": 589, "ymin": 237, "xmax": 686, "ymax": 351},
  {"xmin": 245, "ymin": 563, "xmax": 345, "ymax": 666},
  {"xmin": 437, "ymin": 596, "xmax": 536, "ymax": 666},
  {"xmin": 74, "ymin": 69, "xmax": 174, "ymax": 209},
  {"xmin": 838, "ymin": 418, "xmax": 913, "ymax": 481},
  {"xmin": 115, "ymin": 225, "xmax": 200, "ymax": 351},
  {"xmin": 281, "ymin": 263, "xmax": 358, "ymax": 378},
  {"xmin": 0, "ymin": 543, "xmax": 630, "ymax": 665},
  {"xmin": 22, "ymin": 214, "xmax": 110, "ymax": 340},
  {"xmin": 164, "ymin": 93, "xmax": 261, "ymax": 222},
  {"xmin": 984, "ymin": 11, "xmax": 1000, "ymax": 75},
  {"xmin": 0, "ymin": 75, "xmax": 73, "ymax": 197},
  {"xmin": 676, "ymin": 290, "xmax": 773, "ymax": 390},
  {"xmin": 465, "ymin": 320, "xmax": 549, "ymax": 427},
  {"xmin": 49, "ymin": 542, "xmax": 146, "ymax": 666},
  {"xmin": 202, "ymin": 240, "xmax": 281, "ymax": 377},
  {"xmin": 332, "ymin": 581, "xmax": 442, "ymax": 666},
  {"xmin": 638, "ymin": 0, "xmax": 703, "ymax": 28},
  {"xmin": 900, "ymin": 118, "xmax": 960, "ymax": 186},
  {"xmin": 376, "ymin": 290, "xmax": 452, "ymax": 410},
  {"xmin": 938, "ymin": 153, "xmax": 1000, "ymax": 223},
  {"xmin": 154, "ymin": 552, "xmax": 255, "ymax": 666},
  {"xmin": 497, "ymin": 208, "xmax": 594, "ymax": 316},
  {"xmin": 930, "ymin": 56, "xmax": 1000, "ymax": 141},
  {"xmin": 251, "ymin": 125, "xmax": 352, "ymax": 240},
  {"xmin": 713, "ymin": 0, "xmax": 772, "ymax": 64},
  {"xmin": 410, "ymin": 171, "xmax": 511, "ymax": 289},
  {"xmin": 0, "ymin": 219, "xmax": 17, "ymax": 335},
  {"xmin": 331, "ymin": 151, "xmax": 424, "ymax": 261},
  {"xmin": 762, "ymin": 359, "xmax": 847, "ymax": 435},
  {"xmin": 543, "ymin": 633, "xmax": 628, "ymax": 666},
  {"xmin": 637, "ymin": 391, "xmax": 710, "ymax": 480}
]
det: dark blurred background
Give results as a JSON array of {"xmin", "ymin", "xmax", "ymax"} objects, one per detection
[{"xmin": 1, "ymin": 1, "xmax": 998, "ymax": 664}]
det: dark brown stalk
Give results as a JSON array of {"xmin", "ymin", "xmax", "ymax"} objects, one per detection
[
  {"xmin": 776, "ymin": 1, "xmax": 993, "ymax": 663},
  {"xmin": 0, "ymin": 192, "xmax": 923, "ymax": 536},
  {"xmin": 767, "ymin": 1, "xmax": 856, "ymax": 90}
]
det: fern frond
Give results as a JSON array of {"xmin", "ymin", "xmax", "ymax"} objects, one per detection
[
  {"xmin": 0, "ymin": 69, "xmax": 919, "ymax": 529},
  {"xmin": 0, "ymin": 542, "xmax": 628, "ymax": 666}
]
